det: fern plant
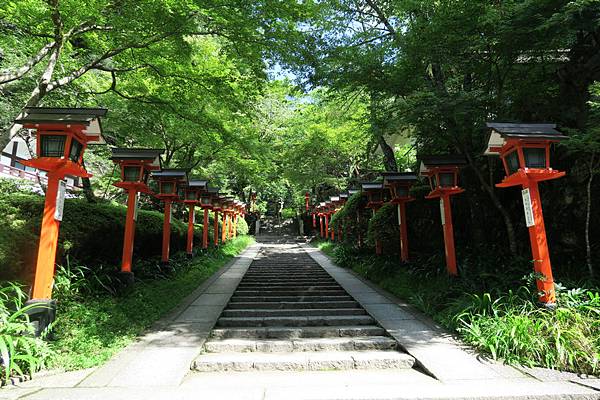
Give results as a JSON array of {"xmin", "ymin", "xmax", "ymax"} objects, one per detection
[{"xmin": 0, "ymin": 283, "xmax": 52, "ymax": 385}]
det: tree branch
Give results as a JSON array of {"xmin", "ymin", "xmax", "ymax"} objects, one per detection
[{"xmin": 0, "ymin": 42, "xmax": 55, "ymax": 85}]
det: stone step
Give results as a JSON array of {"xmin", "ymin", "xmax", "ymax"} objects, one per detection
[
  {"xmin": 221, "ymin": 308, "xmax": 367, "ymax": 317},
  {"xmin": 239, "ymin": 279, "xmax": 337, "ymax": 284},
  {"xmin": 203, "ymin": 336, "xmax": 398, "ymax": 353},
  {"xmin": 226, "ymin": 301, "xmax": 360, "ymax": 310},
  {"xmin": 234, "ymin": 290, "xmax": 347, "ymax": 296},
  {"xmin": 210, "ymin": 325, "xmax": 387, "ymax": 339},
  {"xmin": 216, "ymin": 315, "xmax": 375, "ymax": 328},
  {"xmin": 192, "ymin": 350, "xmax": 415, "ymax": 372},
  {"xmin": 230, "ymin": 295, "xmax": 354, "ymax": 302},
  {"xmin": 242, "ymin": 273, "xmax": 331, "ymax": 278},
  {"xmin": 236, "ymin": 285, "xmax": 342, "ymax": 291}
]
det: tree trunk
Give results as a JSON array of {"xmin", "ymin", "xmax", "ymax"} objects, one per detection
[
  {"xmin": 585, "ymin": 153, "xmax": 595, "ymax": 277},
  {"xmin": 463, "ymin": 151, "xmax": 518, "ymax": 255},
  {"xmin": 377, "ymin": 134, "xmax": 397, "ymax": 172},
  {"xmin": 80, "ymin": 160, "xmax": 97, "ymax": 203}
]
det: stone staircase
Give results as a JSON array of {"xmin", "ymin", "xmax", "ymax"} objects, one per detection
[{"xmin": 192, "ymin": 245, "xmax": 415, "ymax": 372}]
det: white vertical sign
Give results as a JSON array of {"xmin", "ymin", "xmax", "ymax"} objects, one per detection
[
  {"xmin": 133, "ymin": 192, "xmax": 140, "ymax": 221},
  {"xmin": 169, "ymin": 205, "xmax": 172, "ymax": 223},
  {"xmin": 397, "ymin": 204, "xmax": 402, "ymax": 226},
  {"xmin": 192, "ymin": 209, "xmax": 196, "ymax": 224},
  {"xmin": 54, "ymin": 180, "xmax": 67, "ymax": 221},
  {"xmin": 439, "ymin": 199, "xmax": 445, "ymax": 225},
  {"xmin": 522, "ymin": 188, "xmax": 535, "ymax": 227}
]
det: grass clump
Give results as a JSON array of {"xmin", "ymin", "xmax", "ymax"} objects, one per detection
[
  {"xmin": 316, "ymin": 240, "xmax": 600, "ymax": 374},
  {"xmin": 48, "ymin": 235, "xmax": 254, "ymax": 370}
]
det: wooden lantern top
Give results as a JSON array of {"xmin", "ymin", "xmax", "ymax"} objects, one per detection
[
  {"xmin": 151, "ymin": 168, "xmax": 188, "ymax": 200},
  {"xmin": 381, "ymin": 172, "xmax": 418, "ymax": 185},
  {"xmin": 485, "ymin": 122, "xmax": 567, "ymax": 187},
  {"xmin": 182, "ymin": 179, "xmax": 208, "ymax": 204},
  {"xmin": 348, "ymin": 189, "xmax": 360, "ymax": 196},
  {"xmin": 382, "ymin": 172, "xmax": 417, "ymax": 203},
  {"xmin": 485, "ymin": 122, "xmax": 567, "ymax": 155},
  {"xmin": 110, "ymin": 148, "xmax": 163, "ymax": 167},
  {"xmin": 15, "ymin": 107, "xmax": 108, "ymax": 177},
  {"xmin": 419, "ymin": 155, "xmax": 466, "ymax": 175},
  {"xmin": 15, "ymin": 107, "xmax": 107, "ymax": 144},
  {"xmin": 361, "ymin": 182, "xmax": 386, "ymax": 209},
  {"xmin": 152, "ymin": 169, "xmax": 188, "ymax": 180},
  {"xmin": 188, "ymin": 179, "xmax": 209, "ymax": 189},
  {"xmin": 419, "ymin": 155, "xmax": 466, "ymax": 199},
  {"xmin": 111, "ymin": 148, "xmax": 164, "ymax": 193}
]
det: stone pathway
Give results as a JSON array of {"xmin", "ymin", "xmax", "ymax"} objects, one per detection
[
  {"xmin": 2, "ymin": 238, "xmax": 599, "ymax": 400},
  {"xmin": 193, "ymin": 244, "xmax": 414, "ymax": 372}
]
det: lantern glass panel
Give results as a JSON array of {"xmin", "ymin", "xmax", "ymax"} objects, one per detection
[
  {"xmin": 69, "ymin": 139, "xmax": 83, "ymax": 162},
  {"xmin": 161, "ymin": 182, "xmax": 174, "ymax": 194},
  {"xmin": 212, "ymin": 199, "xmax": 221, "ymax": 208},
  {"xmin": 186, "ymin": 190, "xmax": 197, "ymax": 200},
  {"xmin": 524, "ymin": 147, "xmax": 546, "ymax": 169},
  {"xmin": 201, "ymin": 196, "xmax": 211, "ymax": 205},
  {"xmin": 123, "ymin": 166, "xmax": 141, "ymax": 182},
  {"xmin": 40, "ymin": 135, "xmax": 66, "ymax": 158},
  {"xmin": 396, "ymin": 186, "xmax": 409, "ymax": 198},
  {"xmin": 429, "ymin": 175, "xmax": 437, "ymax": 189},
  {"xmin": 371, "ymin": 191, "xmax": 382, "ymax": 202},
  {"xmin": 143, "ymin": 170, "xmax": 150, "ymax": 184},
  {"xmin": 439, "ymin": 172, "xmax": 455, "ymax": 187},
  {"xmin": 505, "ymin": 150, "xmax": 520, "ymax": 175}
]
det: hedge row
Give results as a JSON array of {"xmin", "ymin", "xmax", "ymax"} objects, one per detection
[{"xmin": 0, "ymin": 185, "xmax": 247, "ymax": 281}]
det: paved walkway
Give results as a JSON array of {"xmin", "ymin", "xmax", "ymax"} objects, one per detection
[{"xmin": 2, "ymin": 239, "xmax": 599, "ymax": 399}]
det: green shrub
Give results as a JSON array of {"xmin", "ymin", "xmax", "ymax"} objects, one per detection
[
  {"xmin": 329, "ymin": 192, "xmax": 368, "ymax": 246},
  {"xmin": 0, "ymin": 180, "xmax": 38, "ymax": 280},
  {"xmin": 0, "ymin": 283, "xmax": 53, "ymax": 384},
  {"xmin": 320, "ymin": 241, "xmax": 600, "ymax": 374},
  {"xmin": 1, "ymin": 191, "xmax": 203, "ymax": 281},
  {"xmin": 366, "ymin": 203, "xmax": 399, "ymax": 252},
  {"xmin": 236, "ymin": 217, "xmax": 249, "ymax": 236}
]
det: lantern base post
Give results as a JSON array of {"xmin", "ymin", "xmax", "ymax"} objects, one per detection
[
  {"xmin": 113, "ymin": 271, "xmax": 135, "ymax": 294},
  {"xmin": 202, "ymin": 208, "xmax": 209, "ymax": 249},
  {"xmin": 31, "ymin": 174, "xmax": 61, "ymax": 300},
  {"xmin": 398, "ymin": 202, "xmax": 409, "ymax": 263},
  {"xmin": 524, "ymin": 180, "xmax": 556, "ymax": 305},
  {"xmin": 120, "ymin": 189, "xmax": 137, "ymax": 273},
  {"xmin": 441, "ymin": 194, "xmax": 458, "ymax": 276},
  {"xmin": 213, "ymin": 211, "xmax": 220, "ymax": 246},
  {"xmin": 161, "ymin": 200, "xmax": 172, "ymax": 263},
  {"xmin": 186, "ymin": 204, "xmax": 195, "ymax": 256},
  {"xmin": 24, "ymin": 299, "xmax": 57, "ymax": 337}
]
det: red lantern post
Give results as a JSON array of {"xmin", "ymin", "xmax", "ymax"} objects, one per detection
[
  {"xmin": 361, "ymin": 182, "xmax": 388, "ymax": 255},
  {"xmin": 382, "ymin": 172, "xmax": 418, "ymax": 263},
  {"xmin": 337, "ymin": 193, "xmax": 349, "ymax": 242},
  {"xmin": 211, "ymin": 194, "xmax": 222, "ymax": 246},
  {"xmin": 152, "ymin": 169, "xmax": 188, "ymax": 265},
  {"xmin": 485, "ymin": 123, "xmax": 568, "ymax": 305},
  {"xmin": 420, "ymin": 156, "xmax": 466, "ymax": 276},
  {"xmin": 201, "ymin": 187, "xmax": 218, "ymax": 249},
  {"xmin": 111, "ymin": 148, "xmax": 163, "ymax": 278},
  {"xmin": 305, "ymin": 191, "xmax": 310, "ymax": 212},
  {"xmin": 15, "ymin": 107, "xmax": 107, "ymax": 331},
  {"xmin": 347, "ymin": 189, "xmax": 362, "ymax": 248},
  {"xmin": 182, "ymin": 179, "xmax": 208, "ymax": 256}
]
